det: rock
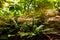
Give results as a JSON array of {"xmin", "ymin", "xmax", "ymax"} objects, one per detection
[
  {"xmin": 17, "ymin": 17, "xmax": 38, "ymax": 24},
  {"xmin": 48, "ymin": 16, "xmax": 60, "ymax": 22},
  {"xmin": 46, "ymin": 16, "xmax": 60, "ymax": 34}
]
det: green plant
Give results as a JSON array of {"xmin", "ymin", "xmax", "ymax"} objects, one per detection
[{"xmin": 19, "ymin": 21, "xmax": 53, "ymax": 38}]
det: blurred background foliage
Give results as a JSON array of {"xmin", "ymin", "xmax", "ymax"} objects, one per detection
[
  {"xmin": 0, "ymin": 0, "xmax": 60, "ymax": 40},
  {"xmin": 0, "ymin": 0, "xmax": 59, "ymax": 16}
]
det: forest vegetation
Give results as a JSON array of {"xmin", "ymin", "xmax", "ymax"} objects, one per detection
[{"xmin": 0, "ymin": 0, "xmax": 60, "ymax": 40}]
